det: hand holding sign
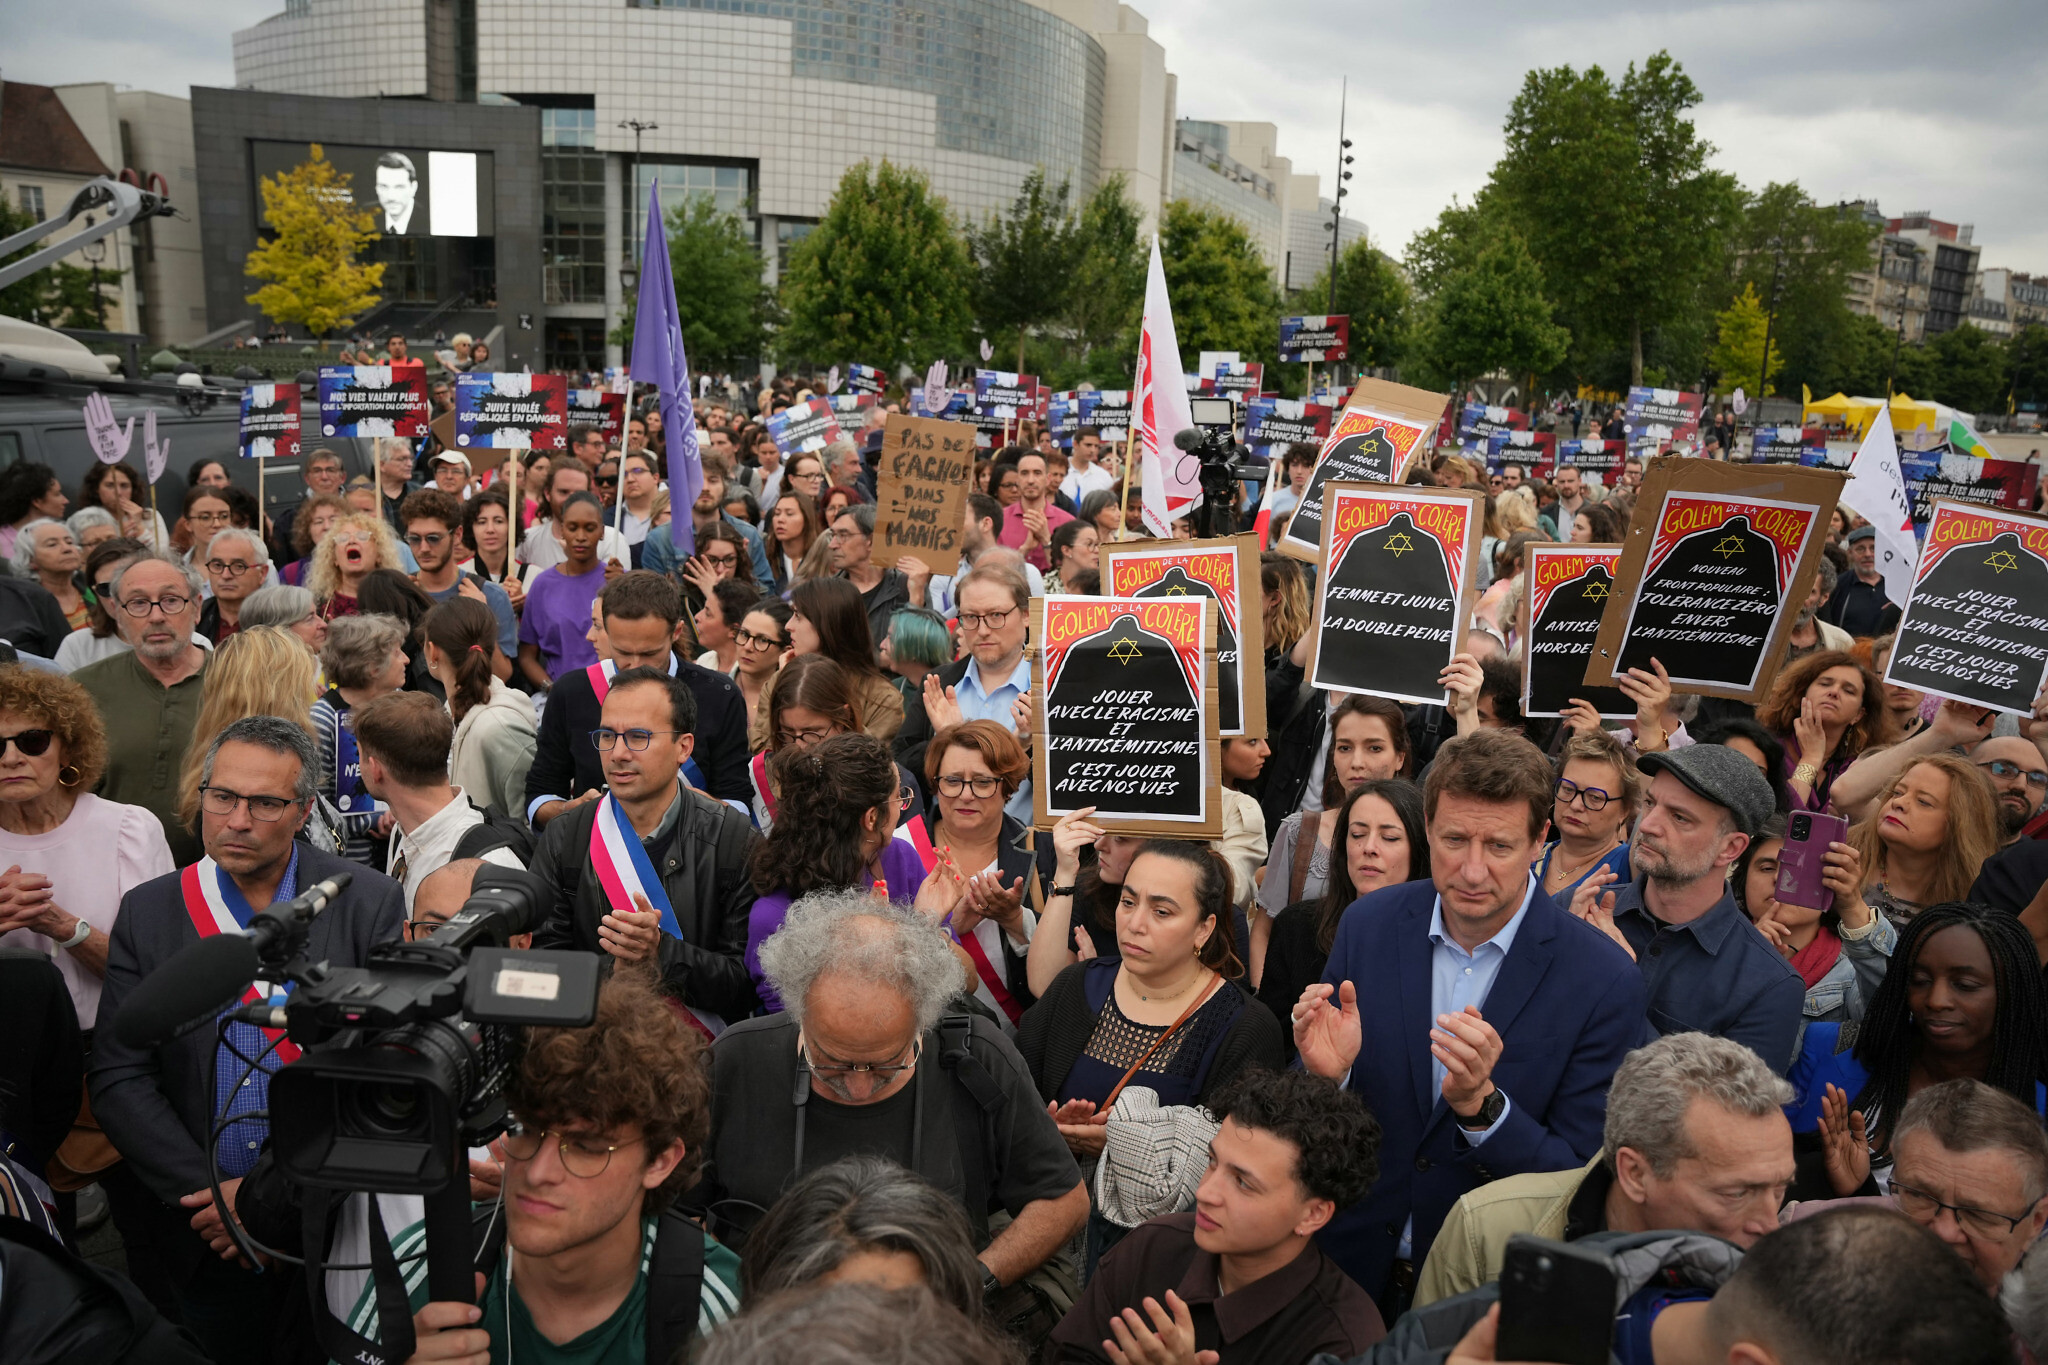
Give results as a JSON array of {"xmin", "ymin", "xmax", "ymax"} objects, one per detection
[{"xmin": 84, "ymin": 393, "xmax": 136, "ymax": 465}]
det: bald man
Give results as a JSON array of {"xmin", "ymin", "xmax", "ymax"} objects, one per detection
[
  {"xmin": 1973, "ymin": 736, "xmax": 2048, "ymax": 843},
  {"xmin": 407, "ymin": 858, "xmax": 532, "ymax": 949}
]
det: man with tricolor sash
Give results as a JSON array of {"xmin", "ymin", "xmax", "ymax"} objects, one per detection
[
  {"xmin": 530, "ymin": 665, "xmax": 761, "ymax": 1031},
  {"xmin": 89, "ymin": 716, "xmax": 403, "ymax": 1365}
]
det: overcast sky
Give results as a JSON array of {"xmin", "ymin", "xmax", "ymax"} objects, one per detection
[{"xmin": 15, "ymin": 0, "xmax": 2045, "ymax": 270}]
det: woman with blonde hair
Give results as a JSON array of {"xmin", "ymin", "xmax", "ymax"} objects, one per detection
[
  {"xmin": 306, "ymin": 511, "xmax": 403, "ymax": 620},
  {"xmin": 176, "ymin": 625, "xmax": 318, "ymax": 829},
  {"xmin": 1848, "ymin": 751, "xmax": 2002, "ymax": 927},
  {"xmin": 1259, "ymin": 552, "xmax": 1311, "ymax": 671}
]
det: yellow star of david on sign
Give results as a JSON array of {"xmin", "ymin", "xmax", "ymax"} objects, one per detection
[
  {"xmin": 1582, "ymin": 580, "xmax": 1610, "ymax": 602},
  {"xmin": 1107, "ymin": 638, "xmax": 1142, "ymax": 664},
  {"xmin": 1383, "ymin": 531, "xmax": 1415, "ymax": 556},
  {"xmin": 1164, "ymin": 585, "xmax": 1189, "ymax": 595},
  {"xmin": 1986, "ymin": 549, "xmax": 2020, "ymax": 574},
  {"xmin": 1712, "ymin": 533, "xmax": 1747, "ymax": 558}
]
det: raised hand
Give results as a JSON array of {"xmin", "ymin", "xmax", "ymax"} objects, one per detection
[
  {"xmin": 1567, "ymin": 866, "xmax": 1634, "ymax": 960},
  {"xmin": 1821, "ymin": 840, "xmax": 1872, "ymax": 930},
  {"xmin": 1051, "ymin": 805, "xmax": 1105, "ymax": 879},
  {"xmin": 1792, "ymin": 696, "xmax": 1829, "ymax": 768},
  {"xmin": 1440, "ymin": 652, "xmax": 1483, "ymax": 731},
  {"xmin": 84, "ymin": 392, "xmax": 136, "ymax": 465},
  {"xmin": 1102, "ymin": 1291, "xmax": 1219, "ymax": 1365},
  {"xmin": 1819, "ymin": 1082, "xmax": 1871, "ymax": 1195},
  {"xmin": 142, "ymin": 408, "xmax": 170, "ymax": 484},
  {"xmin": 1293, "ymin": 981, "xmax": 1362, "ymax": 1080},
  {"xmin": 1928, "ymin": 698, "xmax": 1997, "ymax": 750},
  {"xmin": 921, "ymin": 673, "xmax": 965, "ymax": 731},
  {"xmin": 1557, "ymin": 697, "xmax": 1604, "ymax": 736},
  {"xmin": 1615, "ymin": 657, "xmax": 1673, "ymax": 749}
]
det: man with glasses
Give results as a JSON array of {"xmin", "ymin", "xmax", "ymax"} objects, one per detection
[
  {"xmin": 567, "ymin": 421, "xmax": 608, "ymax": 472},
  {"xmin": 1971, "ymin": 735, "xmax": 2048, "ymax": 844},
  {"xmin": 90, "ymin": 715, "xmax": 402, "ymax": 1364},
  {"xmin": 351, "ymin": 972, "xmax": 743, "ymax": 1365},
  {"xmin": 402, "ymin": 489, "xmax": 517, "ymax": 664},
  {"xmin": 374, "ymin": 436, "xmax": 419, "ymax": 535},
  {"xmin": 74, "ymin": 551, "xmax": 214, "ymax": 865},
  {"xmin": 642, "ymin": 447, "xmax": 773, "ymax": 585},
  {"xmin": 195, "ymin": 527, "xmax": 269, "ymax": 644},
  {"xmin": 1565, "ymin": 744, "xmax": 1805, "ymax": 1073},
  {"xmin": 705, "ymin": 890, "xmax": 1087, "ymax": 1304},
  {"xmin": 531, "ymin": 666, "xmax": 761, "ymax": 1025},
  {"xmin": 272, "ymin": 448, "xmax": 346, "ymax": 559},
  {"xmin": 895, "ymin": 563, "xmax": 1035, "ymax": 818}
]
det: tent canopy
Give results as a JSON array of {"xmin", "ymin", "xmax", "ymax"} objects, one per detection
[{"xmin": 1799, "ymin": 392, "xmax": 1939, "ymax": 434}]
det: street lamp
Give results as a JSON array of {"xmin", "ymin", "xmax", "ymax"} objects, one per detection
[
  {"xmin": 1327, "ymin": 76, "xmax": 1351, "ymax": 318},
  {"xmin": 79, "ymin": 212, "xmax": 108, "ymax": 330}
]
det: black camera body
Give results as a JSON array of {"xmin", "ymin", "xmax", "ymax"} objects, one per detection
[{"xmin": 1174, "ymin": 400, "xmax": 1269, "ymax": 541}]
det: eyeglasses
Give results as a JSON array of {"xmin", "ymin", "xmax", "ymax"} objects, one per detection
[
  {"xmin": 734, "ymin": 627, "xmax": 787, "ymax": 652},
  {"xmin": 187, "ymin": 509, "xmax": 232, "ymax": 526},
  {"xmin": 826, "ymin": 528, "xmax": 865, "ymax": 542},
  {"xmin": 1891, "ymin": 1179, "xmax": 2045, "ymax": 1236},
  {"xmin": 205, "ymin": 559, "xmax": 257, "ymax": 577},
  {"xmin": 502, "ymin": 1123, "xmax": 644, "ymax": 1179},
  {"xmin": 896, "ymin": 782, "xmax": 917, "ymax": 811},
  {"xmin": 589, "ymin": 727, "xmax": 682, "ymax": 752},
  {"xmin": 0, "ymin": 729, "xmax": 55, "ymax": 759},
  {"xmin": 800, "ymin": 1034, "xmax": 921, "ymax": 1100},
  {"xmin": 1979, "ymin": 759, "xmax": 2048, "ymax": 790},
  {"xmin": 118, "ymin": 594, "xmax": 193, "ymax": 618},
  {"xmin": 403, "ymin": 532, "xmax": 448, "ymax": 549},
  {"xmin": 403, "ymin": 915, "xmax": 449, "ymax": 942},
  {"xmin": 956, "ymin": 608, "xmax": 1017, "ymax": 632},
  {"xmin": 701, "ymin": 551, "xmax": 739, "ymax": 568},
  {"xmin": 1554, "ymin": 778, "xmax": 1614, "ymax": 812},
  {"xmin": 937, "ymin": 774, "xmax": 1000, "ymax": 798},
  {"xmin": 777, "ymin": 724, "xmax": 837, "ymax": 748},
  {"xmin": 198, "ymin": 784, "xmax": 301, "ymax": 821}
]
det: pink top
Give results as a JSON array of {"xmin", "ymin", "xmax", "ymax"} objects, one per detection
[
  {"xmin": 0, "ymin": 792, "xmax": 175, "ymax": 1027},
  {"xmin": 997, "ymin": 499, "xmax": 1073, "ymax": 572}
]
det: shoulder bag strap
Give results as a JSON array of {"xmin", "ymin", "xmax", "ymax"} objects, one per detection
[{"xmin": 646, "ymin": 1211, "xmax": 709, "ymax": 1365}]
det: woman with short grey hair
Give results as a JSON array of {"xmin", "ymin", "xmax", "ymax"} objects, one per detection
[
  {"xmin": 11, "ymin": 517, "xmax": 86, "ymax": 632},
  {"xmin": 240, "ymin": 583, "xmax": 328, "ymax": 653},
  {"xmin": 312, "ymin": 613, "xmax": 410, "ymax": 865}
]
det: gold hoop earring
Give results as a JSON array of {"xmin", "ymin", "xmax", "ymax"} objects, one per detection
[{"xmin": 58, "ymin": 765, "xmax": 82, "ymax": 787}]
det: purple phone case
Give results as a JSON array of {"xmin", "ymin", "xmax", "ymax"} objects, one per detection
[{"xmin": 1775, "ymin": 813, "xmax": 1848, "ymax": 910}]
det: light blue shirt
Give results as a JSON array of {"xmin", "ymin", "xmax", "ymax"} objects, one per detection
[{"xmin": 956, "ymin": 652, "xmax": 1035, "ymax": 822}]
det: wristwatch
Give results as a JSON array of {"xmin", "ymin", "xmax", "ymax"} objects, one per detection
[
  {"xmin": 980, "ymin": 1261, "xmax": 1002, "ymax": 1298},
  {"xmin": 1456, "ymin": 1086, "xmax": 1506, "ymax": 1131},
  {"xmin": 1048, "ymin": 884, "xmax": 1079, "ymax": 899},
  {"xmin": 58, "ymin": 917, "xmax": 92, "ymax": 950}
]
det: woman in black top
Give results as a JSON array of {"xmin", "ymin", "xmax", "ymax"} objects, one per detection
[{"xmin": 1254, "ymin": 779, "xmax": 1429, "ymax": 1061}]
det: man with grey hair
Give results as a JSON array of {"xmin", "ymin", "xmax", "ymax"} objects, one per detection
[
  {"xmin": 1414, "ymin": 1032, "xmax": 1795, "ymax": 1306},
  {"xmin": 197, "ymin": 526, "xmax": 270, "ymax": 644},
  {"xmin": 90, "ymin": 714, "xmax": 402, "ymax": 1363},
  {"xmin": 74, "ymin": 549, "xmax": 213, "ymax": 863},
  {"xmin": 822, "ymin": 435, "xmax": 864, "ymax": 493},
  {"xmin": 701, "ymin": 890, "xmax": 1087, "ymax": 1311}
]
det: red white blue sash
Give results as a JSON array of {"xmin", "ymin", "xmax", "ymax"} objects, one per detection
[
  {"xmin": 179, "ymin": 858, "xmax": 301, "ymax": 1062},
  {"xmin": 585, "ymin": 659, "xmax": 616, "ymax": 702},
  {"xmin": 589, "ymin": 792, "xmax": 723, "ymax": 1039}
]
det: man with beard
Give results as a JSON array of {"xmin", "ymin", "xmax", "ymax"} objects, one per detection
[
  {"xmin": 1821, "ymin": 525, "xmax": 1902, "ymax": 640},
  {"xmin": 1783, "ymin": 556, "xmax": 1853, "ymax": 661},
  {"xmin": 402, "ymin": 489, "xmax": 516, "ymax": 662},
  {"xmin": 1971, "ymin": 735, "xmax": 2047, "ymax": 845},
  {"xmin": 1566, "ymin": 744, "xmax": 1805, "ymax": 1073}
]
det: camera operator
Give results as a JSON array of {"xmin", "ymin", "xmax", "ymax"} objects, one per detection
[
  {"xmin": 362, "ymin": 971, "xmax": 743, "ymax": 1365},
  {"xmin": 89, "ymin": 716, "xmax": 404, "ymax": 1365}
]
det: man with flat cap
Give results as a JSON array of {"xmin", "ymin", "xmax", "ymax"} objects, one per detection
[{"xmin": 1565, "ymin": 744, "xmax": 1807, "ymax": 1073}]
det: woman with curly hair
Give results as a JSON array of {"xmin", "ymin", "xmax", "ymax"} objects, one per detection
[
  {"xmin": 1752, "ymin": 648, "xmax": 1897, "ymax": 813},
  {"xmin": 77, "ymin": 460, "xmax": 167, "ymax": 548},
  {"xmin": 307, "ymin": 510, "xmax": 403, "ymax": 619},
  {"xmin": 743, "ymin": 731, "xmax": 926, "ymax": 1011},
  {"xmin": 0, "ymin": 667, "xmax": 173, "ymax": 1032},
  {"xmin": 175, "ymin": 625, "xmax": 318, "ymax": 831}
]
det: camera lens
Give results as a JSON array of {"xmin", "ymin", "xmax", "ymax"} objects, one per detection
[
  {"xmin": 1791, "ymin": 814, "xmax": 1810, "ymax": 838},
  {"xmin": 343, "ymin": 1077, "xmax": 428, "ymax": 1138}
]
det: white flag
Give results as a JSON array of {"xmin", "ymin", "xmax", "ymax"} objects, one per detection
[
  {"xmin": 1136, "ymin": 237, "xmax": 1197, "ymax": 537},
  {"xmin": 1838, "ymin": 405, "xmax": 1917, "ymax": 610}
]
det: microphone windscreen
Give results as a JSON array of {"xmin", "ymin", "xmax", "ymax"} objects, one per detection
[
  {"xmin": 112, "ymin": 933, "xmax": 262, "ymax": 1049},
  {"xmin": 1172, "ymin": 427, "xmax": 1205, "ymax": 452}
]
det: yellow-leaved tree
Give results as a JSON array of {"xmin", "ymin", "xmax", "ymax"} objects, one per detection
[{"xmin": 243, "ymin": 144, "xmax": 384, "ymax": 336}]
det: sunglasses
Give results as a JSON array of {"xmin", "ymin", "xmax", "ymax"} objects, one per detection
[{"xmin": 0, "ymin": 729, "xmax": 55, "ymax": 758}]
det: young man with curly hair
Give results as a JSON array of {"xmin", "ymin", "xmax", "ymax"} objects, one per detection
[
  {"xmin": 1047, "ymin": 1069, "xmax": 1388, "ymax": 1364},
  {"xmin": 359, "ymin": 972, "xmax": 741, "ymax": 1364}
]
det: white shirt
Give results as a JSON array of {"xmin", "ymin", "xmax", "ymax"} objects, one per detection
[
  {"xmin": 386, "ymin": 787, "xmax": 523, "ymax": 908},
  {"xmin": 519, "ymin": 520, "xmax": 631, "ymax": 571},
  {"xmin": 1061, "ymin": 462, "xmax": 1115, "ymax": 504}
]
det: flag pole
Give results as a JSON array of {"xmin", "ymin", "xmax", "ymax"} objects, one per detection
[{"xmin": 1116, "ymin": 425, "xmax": 1137, "ymax": 540}]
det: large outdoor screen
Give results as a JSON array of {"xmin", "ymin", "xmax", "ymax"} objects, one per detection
[{"xmin": 252, "ymin": 141, "xmax": 495, "ymax": 237}]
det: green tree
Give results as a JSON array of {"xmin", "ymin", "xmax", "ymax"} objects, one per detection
[
  {"xmin": 611, "ymin": 197, "xmax": 772, "ymax": 366},
  {"xmin": 1157, "ymin": 200, "xmax": 1282, "ymax": 371},
  {"xmin": 0, "ymin": 198, "xmax": 127, "ymax": 329},
  {"xmin": 1708, "ymin": 283, "xmax": 1784, "ymax": 396},
  {"xmin": 778, "ymin": 160, "xmax": 972, "ymax": 370},
  {"xmin": 1296, "ymin": 237, "xmax": 1411, "ymax": 369},
  {"xmin": 243, "ymin": 143, "xmax": 384, "ymax": 337},
  {"xmin": 1057, "ymin": 174, "xmax": 1147, "ymax": 388},
  {"xmin": 1490, "ymin": 52, "xmax": 1742, "ymax": 384},
  {"xmin": 1724, "ymin": 187, "xmax": 1878, "ymax": 399},
  {"xmin": 2008, "ymin": 323, "xmax": 2048, "ymax": 412},
  {"xmin": 1924, "ymin": 325, "xmax": 2007, "ymax": 414},
  {"xmin": 967, "ymin": 168, "xmax": 1079, "ymax": 372},
  {"xmin": 1409, "ymin": 230, "xmax": 1569, "ymax": 391}
]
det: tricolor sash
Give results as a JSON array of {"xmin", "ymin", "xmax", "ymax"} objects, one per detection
[
  {"xmin": 180, "ymin": 859, "xmax": 301, "ymax": 1063},
  {"xmin": 590, "ymin": 658, "xmax": 709, "ymax": 790},
  {"xmin": 589, "ymin": 792, "xmax": 724, "ymax": 1039}
]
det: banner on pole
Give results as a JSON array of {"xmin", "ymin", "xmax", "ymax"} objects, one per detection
[
  {"xmin": 1276, "ymin": 376, "xmax": 1447, "ymax": 562},
  {"xmin": 1883, "ymin": 500, "xmax": 2048, "ymax": 717},
  {"xmin": 766, "ymin": 397, "xmax": 843, "ymax": 456},
  {"xmin": 318, "ymin": 366, "xmax": 428, "ymax": 440},
  {"xmin": 454, "ymin": 372, "xmax": 569, "ymax": 451},
  {"xmin": 239, "ymin": 382, "xmax": 301, "ymax": 461},
  {"xmin": 1278, "ymin": 315, "xmax": 1350, "ymax": 364},
  {"xmin": 571, "ymin": 389, "xmax": 627, "ymax": 448},
  {"xmin": 1521, "ymin": 543, "xmax": 1634, "ymax": 719}
]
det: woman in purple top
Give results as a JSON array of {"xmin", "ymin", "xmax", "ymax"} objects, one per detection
[
  {"xmin": 745, "ymin": 732, "xmax": 928, "ymax": 1011},
  {"xmin": 516, "ymin": 490, "xmax": 612, "ymax": 685},
  {"xmin": 1754, "ymin": 650, "xmax": 1896, "ymax": 814}
]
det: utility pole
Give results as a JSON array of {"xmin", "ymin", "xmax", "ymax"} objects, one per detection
[
  {"xmin": 1327, "ymin": 77, "xmax": 1352, "ymax": 318},
  {"xmin": 617, "ymin": 118, "xmax": 658, "ymax": 351},
  {"xmin": 1756, "ymin": 236, "xmax": 1784, "ymax": 419}
]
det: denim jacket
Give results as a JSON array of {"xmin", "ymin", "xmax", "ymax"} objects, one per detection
[{"xmin": 1794, "ymin": 913, "xmax": 1897, "ymax": 1054}]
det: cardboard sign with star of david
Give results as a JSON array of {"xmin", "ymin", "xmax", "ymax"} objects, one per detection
[
  {"xmin": 1031, "ymin": 595, "xmax": 1222, "ymax": 836},
  {"xmin": 1276, "ymin": 375, "xmax": 1450, "ymax": 563},
  {"xmin": 1304, "ymin": 482, "xmax": 1485, "ymax": 705},
  {"xmin": 1587, "ymin": 457, "xmax": 1843, "ymax": 702},
  {"xmin": 1098, "ymin": 534, "xmax": 1265, "ymax": 738},
  {"xmin": 1883, "ymin": 499, "xmax": 2048, "ymax": 716},
  {"xmin": 1521, "ymin": 543, "xmax": 1635, "ymax": 719}
]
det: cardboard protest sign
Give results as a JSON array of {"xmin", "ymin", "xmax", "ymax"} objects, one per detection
[
  {"xmin": 1587, "ymin": 459, "xmax": 1842, "ymax": 702},
  {"xmin": 318, "ymin": 366, "xmax": 428, "ymax": 440},
  {"xmin": 1621, "ymin": 387, "xmax": 1703, "ymax": 451},
  {"xmin": 766, "ymin": 397, "xmax": 842, "ymax": 456},
  {"xmin": 1278, "ymin": 315, "xmax": 1350, "ymax": 364},
  {"xmin": 239, "ymin": 382, "xmax": 301, "ymax": 461},
  {"xmin": 871, "ymin": 415, "xmax": 975, "ymax": 570},
  {"xmin": 1244, "ymin": 397, "xmax": 1333, "ymax": 458},
  {"xmin": 1277, "ymin": 376, "xmax": 1449, "ymax": 563},
  {"xmin": 1304, "ymin": 482, "xmax": 1484, "ymax": 704},
  {"xmin": 454, "ymin": 372, "xmax": 568, "ymax": 453},
  {"xmin": 571, "ymin": 389, "xmax": 626, "ymax": 447},
  {"xmin": 1882, "ymin": 500, "xmax": 2048, "ymax": 716},
  {"xmin": 846, "ymin": 362, "xmax": 888, "ymax": 396},
  {"xmin": 1748, "ymin": 425, "xmax": 1826, "ymax": 465},
  {"xmin": 1078, "ymin": 389, "xmax": 1132, "ymax": 443},
  {"xmin": 1032, "ymin": 595, "xmax": 1221, "ymax": 837},
  {"xmin": 1100, "ymin": 534, "xmax": 1265, "ymax": 737},
  {"xmin": 1522, "ymin": 544, "xmax": 1634, "ymax": 719}
]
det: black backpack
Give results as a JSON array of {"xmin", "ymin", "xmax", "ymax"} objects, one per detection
[
  {"xmin": 451, "ymin": 798, "xmax": 538, "ymax": 866},
  {"xmin": 0, "ymin": 1214, "xmax": 212, "ymax": 1364}
]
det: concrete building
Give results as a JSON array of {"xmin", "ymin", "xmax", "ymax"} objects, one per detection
[
  {"xmin": 1840, "ymin": 201, "xmax": 1989, "ymax": 343},
  {"xmin": 1887, "ymin": 213, "xmax": 1981, "ymax": 337},
  {"xmin": 1975, "ymin": 268, "xmax": 2048, "ymax": 338},
  {"xmin": 1166, "ymin": 119, "xmax": 1364, "ymax": 293}
]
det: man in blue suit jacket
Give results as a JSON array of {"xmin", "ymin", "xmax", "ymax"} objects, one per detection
[{"xmin": 1291, "ymin": 729, "xmax": 1646, "ymax": 1317}]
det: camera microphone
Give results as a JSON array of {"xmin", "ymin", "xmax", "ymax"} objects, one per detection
[{"xmin": 1173, "ymin": 426, "xmax": 1206, "ymax": 452}]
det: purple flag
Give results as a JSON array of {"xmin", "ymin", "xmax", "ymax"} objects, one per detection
[{"xmin": 630, "ymin": 180, "xmax": 703, "ymax": 555}]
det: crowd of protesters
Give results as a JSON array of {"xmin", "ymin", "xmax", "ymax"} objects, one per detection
[{"xmin": 0, "ymin": 364, "xmax": 2045, "ymax": 1365}]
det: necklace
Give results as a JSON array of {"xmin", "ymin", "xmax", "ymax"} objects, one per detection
[
  {"xmin": 1548, "ymin": 836, "xmax": 1619, "ymax": 889},
  {"xmin": 1134, "ymin": 968, "xmax": 1209, "ymax": 1003}
]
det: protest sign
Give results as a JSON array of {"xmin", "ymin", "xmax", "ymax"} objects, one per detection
[
  {"xmin": 1032, "ymin": 594, "xmax": 1221, "ymax": 836},
  {"xmin": 1522, "ymin": 544, "xmax": 1634, "ymax": 719},
  {"xmin": 1899, "ymin": 453, "xmax": 2040, "ymax": 533},
  {"xmin": 828, "ymin": 393, "xmax": 878, "ymax": 418},
  {"xmin": 973, "ymin": 369, "xmax": 1037, "ymax": 418},
  {"xmin": 332, "ymin": 713, "xmax": 383, "ymax": 817},
  {"xmin": 846, "ymin": 362, "xmax": 887, "ymax": 395},
  {"xmin": 766, "ymin": 397, "xmax": 842, "ymax": 456},
  {"xmin": 1046, "ymin": 391, "xmax": 1079, "ymax": 445},
  {"xmin": 1457, "ymin": 403, "xmax": 1530, "ymax": 446},
  {"xmin": 1276, "ymin": 376, "xmax": 1448, "ymax": 562},
  {"xmin": 239, "ymin": 382, "xmax": 300, "ymax": 461},
  {"xmin": 318, "ymin": 366, "xmax": 428, "ymax": 439},
  {"xmin": 1244, "ymin": 397, "xmax": 1333, "ymax": 458},
  {"xmin": 1078, "ymin": 389, "xmax": 1133, "ymax": 443},
  {"xmin": 1205, "ymin": 360, "xmax": 1264, "ymax": 401},
  {"xmin": 571, "ymin": 388, "xmax": 626, "ymax": 447},
  {"xmin": 1486, "ymin": 431, "xmax": 1557, "ymax": 477},
  {"xmin": 1748, "ymin": 425, "xmax": 1826, "ymax": 465},
  {"xmin": 1278, "ymin": 315, "xmax": 1350, "ymax": 364},
  {"xmin": 908, "ymin": 387, "xmax": 971, "ymax": 420},
  {"xmin": 871, "ymin": 415, "xmax": 975, "ymax": 570},
  {"xmin": 1621, "ymin": 387, "xmax": 1703, "ymax": 451},
  {"xmin": 1100, "ymin": 534, "xmax": 1264, "ymax": 736},
  {"xmin": 1587, "ymin": 459, "xmax": 1841, "ymax": 702},
  {"xmin": 1553, "ymin": 438, "xmax": 1622, "ymax": 479},
  {"xmin": 454, "ymin": 373, "xmax": 568, "ymax": 456},
  {"xmin": 1882, "ymin": 500, "xmax": 2048, "ymax": 716},
  {"xmin": 1305, "ymin": 482, "xmax": 1484, "ymax": 704}
]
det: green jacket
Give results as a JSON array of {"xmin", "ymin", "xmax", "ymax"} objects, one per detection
[{"xmin": 1413, "ymin": 1156, "xmax": 1601, "ymax": 1308}]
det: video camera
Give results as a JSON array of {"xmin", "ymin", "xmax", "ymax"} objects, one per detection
[{"xmin": 1174, "ymin": 395, "xmax": 1269, "ymax": 540}]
